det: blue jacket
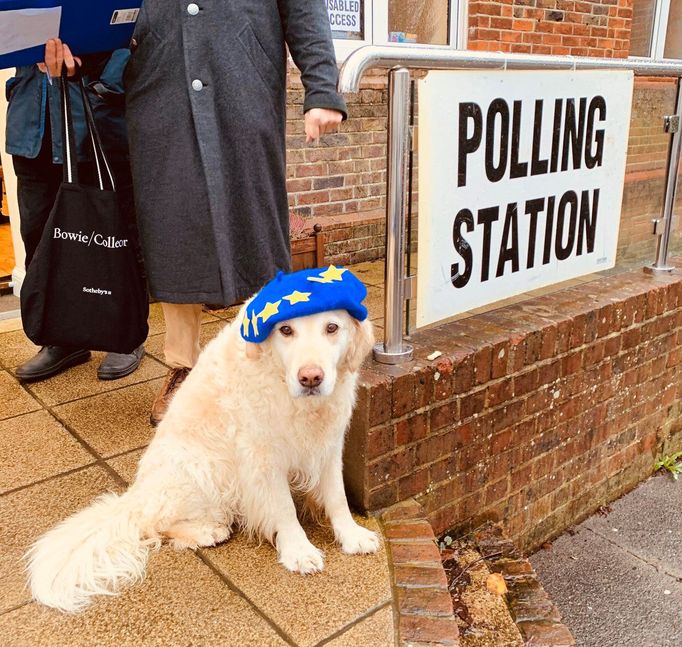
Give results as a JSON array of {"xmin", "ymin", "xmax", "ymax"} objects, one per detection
[{"xmin": 5, "ymin": 49, "xmax": 130, "ymax": 163}]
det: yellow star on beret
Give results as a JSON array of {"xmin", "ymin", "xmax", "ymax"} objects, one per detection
[
  {"xmin": 307, "ymin": 265, "xmax": 347, "ymax": 284},
  {"xmin": 241, "ymin": 315, "xmax": 250, "ymax": 337},
  {"xmin": 251, "ymin": 311, "xmax": 260, "ymax": 336},
  {"xmin": 258, "ymin": 300, "xmax": 281, "ymax": 323},
  {"xmin": 283, "ymin": 290, "xmax": 312, "ymax": 305}
]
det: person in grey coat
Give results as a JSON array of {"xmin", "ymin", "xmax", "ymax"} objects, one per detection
[{"xmin": 124, "ymin": 0, "xmax": 347, "ymax": 424}]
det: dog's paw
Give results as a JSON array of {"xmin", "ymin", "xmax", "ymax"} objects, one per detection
[
  {"xmin": 278, "ymin": 539, "xmax": 325, "ymax": 575},
  {"xmin": 338, "ymin": 524, "xmax": 380, "ymax": 555},
  {"xmin": 167, "ymin": 522, "xmax": 230, "ymax": 550}
]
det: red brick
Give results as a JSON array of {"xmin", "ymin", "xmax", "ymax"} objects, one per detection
[
  {"xmin": 390, "ymin": 541, "xmax": 442, "ymax": 564},
  {"xmin": 384, "ymin": 521, "xmax": 435, "ymax": 542},
  {"xmin": 431, "ymin": 401, "xmax": 458, "ymax": 433},
  {"xmin": 398, "ymin": 587, "xmax": 454, "ymax": 617},
  {"xmin": 399, "ymin": 615, "xmax": 459, "ymax": 645},
  {"xmin": 394, "ymin": 564, "xmax": 448, "ymax": 589},
  {"xmin": 381, "ymin": 499, "xmax": 423, "ymax": 523},
  {"xmin": 367, "ymin": 424, "xmax": 394, "ymax": 461},
  {"xmin": 396, "ymin": 413, "xmax": 429, "ymax": 446}
]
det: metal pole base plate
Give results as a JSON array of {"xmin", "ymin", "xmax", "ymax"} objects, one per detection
[
  {"xmin": 643, "ymin": 265, "xmax": 675, "ymax": 274},
  {"xmin": 373, "ymin": 341, "xmax": 414, "ymax": 365}
]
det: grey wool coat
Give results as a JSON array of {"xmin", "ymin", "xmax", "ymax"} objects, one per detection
[{"xmin": 124, "ymin": 0, "xmax": 347, "ymax": 304}]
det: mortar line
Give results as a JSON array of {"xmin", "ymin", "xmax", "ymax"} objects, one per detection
[
  {"xmin": 0, "ymin": 460, "xmax": 100, "ymax": 499},
  {"xmin": 0, "ymin": 443, "xmax": 149, "ymax": 500},
  {"xmin": 375, "ymin": 514, "xmax": 401, "ymax": 647},
  {"xmin": 0, "ymin": 600, "xmax": 32, "ymax": 617},
  {"xmin": 194, "ymin": 550, "xmax": 300, "ymax": 647},
  {"xmin": 14, "ymin": 382, "xmax": 128, "ymax": 489},
  {"xmin": 312, "ymin": 599, "xmax": 392, "ymax": 647},
  {"xmin": 21, "ymin": 365, "xmax": 168, "ymax": 409}
]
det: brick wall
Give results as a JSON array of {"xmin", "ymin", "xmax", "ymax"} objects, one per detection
[
  {"xmin": 282, "ymin": 0, "xmax": 680, "ymax": 268},
  {"xmin": 344, "ymin": 263, "xmax": 682, "ymax": 551},
  {"xmin": 467, "ymin": 0, "xmax": 632, "ymax": 56}
]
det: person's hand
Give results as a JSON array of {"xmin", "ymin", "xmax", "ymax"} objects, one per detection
[
  {"xmin": 305, "ymin": 108, "xmax": 343, "ymax": 143},
  {"xmin": 37, "ymin": 39, "xmax": 81, "ymax": 79}
]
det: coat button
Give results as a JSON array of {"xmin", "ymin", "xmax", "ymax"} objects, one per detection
[
  {"xmin": 187, "ymin": 3, "xmax": 199, "ymax": 15},
  {"xmin": 130, "ymin": 37, "xmax": 138, "ymax": 51},
  {"xmin": 191, "ymin": 79, "xmax": 204, "ymax": 91}
]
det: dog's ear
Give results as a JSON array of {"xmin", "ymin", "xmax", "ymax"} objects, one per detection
[
  {"xmin": 245, "ymin": 342, "xmax": 262, "ymax": 360},
  {"xmin": 344, "ymin": 318, "xmax": 375, "ymax": 373}
]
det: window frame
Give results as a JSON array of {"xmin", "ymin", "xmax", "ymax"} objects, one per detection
[
  {"xmin": 633, "ymin": 0, "xmax": 679, "ymax": 59},
  {"xmin": 330, "ymin": 0, "xmax": 468, "ymax": 62}
]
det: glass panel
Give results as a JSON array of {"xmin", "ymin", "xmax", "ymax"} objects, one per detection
[
  {"xmin": 665, "ymin": 0, "xmax": 682, "ymax": 57},
  {"xmin": 630, "ymin": 0, "xmax": 657, "ymax": 57},
  {"xmin": 388, "ymin": 0, "xmax": 449, "ymax": 45},
  {"xmin": 325, "ymin": 0, "xmax": 364, "ymax": 41}
]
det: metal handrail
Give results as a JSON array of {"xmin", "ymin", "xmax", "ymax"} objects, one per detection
[
  {"xmin": 338, "ymin": 46, "xmax": 682, "ymax": 364},
  {"xmin": 339, "ymin": 47, "xmax": 682, "ymax": 92}
]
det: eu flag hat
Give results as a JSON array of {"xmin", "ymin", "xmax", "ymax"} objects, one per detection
[{"xmin": 240, "ymin": 266, "xmax": 368, "ymax": 343}]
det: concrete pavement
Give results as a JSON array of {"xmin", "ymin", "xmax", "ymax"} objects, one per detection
[{"xmin": 530, "ymin": 473, "xmax": 682, "ymax": 647}]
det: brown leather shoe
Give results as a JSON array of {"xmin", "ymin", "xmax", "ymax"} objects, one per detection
[{"xmin": 150, "ymin": 367, "xmax": 191, "ymax": 427}]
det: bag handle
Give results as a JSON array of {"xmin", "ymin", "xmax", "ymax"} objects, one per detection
[{"xmin": 60, "ymin": 71, "xmax": 116, "ymax": 192}]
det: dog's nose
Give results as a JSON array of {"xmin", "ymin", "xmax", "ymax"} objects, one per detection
[{"xmin": 298, "ymin": 366, "xmax": 324, "ymax": 388}]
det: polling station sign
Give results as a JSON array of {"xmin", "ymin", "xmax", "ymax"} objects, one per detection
[{"xmin": 416, "ymin": 70, "xmax": 633, "ymax": 328}]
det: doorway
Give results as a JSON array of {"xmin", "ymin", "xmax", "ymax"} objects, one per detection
[{"xmin": 0, "ymin": 67, "xmax": 25, "ymax": 317}]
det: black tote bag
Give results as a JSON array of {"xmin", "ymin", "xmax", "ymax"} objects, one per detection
[{"xmin": 21, "ymin": 75, "xmax": 149, "ymax": 354}]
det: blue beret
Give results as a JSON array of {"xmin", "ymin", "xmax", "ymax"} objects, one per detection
[{"xmin": 240, "ymin": 266, "xmax": 368, "ymax": 343}]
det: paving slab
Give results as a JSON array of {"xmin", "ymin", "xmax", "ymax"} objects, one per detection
[
  {"xmin": 531, "ymin": 474, "xmax": 682, "ymax": 647},
  {"xmin": 350, "ymin": 260, "xmax": 385, "ymax": 288},
  {"xmin": 324, "ymin": 604, "xmax": 393, "ymax": 646},
  {"xmin": 25, "ymin": 355, "xmax": 167, "ymax": 406},
  {"xmin": 581, "ymin": 474, "xmax": 682, "ymax": 579},
  {"xmin": 0, "ymin": 328, "xmax": 40, "ymax": 369},
  {"xmin": 0, "ymin": 370, "xmax": 41, "ymax": 420},
  {"xmin": 365, "ymin": 285, "xmax": 384, "ymax": 322},
  {"xmin": 0, "ymin": 410, "xmax": 94, "ymax": 494},
  {"xmin": 106, "ymin": 448, "xmax": 145, "ymax": 484},
  {"xmin": 0, "ymin": 549, "xmax": 288, "ymax": 647},
  {"xmin": 205, "ymin": 517, "xmax": 392, "ymax": 647},
  {"xmin": 54, "ymin": 379, "xmax": 163, "ymax": 457},
  {"xmin": 0, "ymin": 466, "xmax": 121, "ymax": 612}
]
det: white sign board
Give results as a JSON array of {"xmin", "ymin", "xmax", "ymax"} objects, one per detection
[
  {"xmin": 325, "ymin": 0, "xmax": 361, "ymax": 33},
  {"xmin": 417, "ymin": 70, "xmax": 633, "ymax": 328}
]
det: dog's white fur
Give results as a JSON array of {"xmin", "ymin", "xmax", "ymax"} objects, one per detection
[{"xmin": 27, "ymin": 306, "xmax": 377, "ymax": 613}]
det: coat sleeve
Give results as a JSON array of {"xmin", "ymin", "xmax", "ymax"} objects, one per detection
[{"xmin": 277, "ymin": 0, "xmax": 348, "ymax": 119}]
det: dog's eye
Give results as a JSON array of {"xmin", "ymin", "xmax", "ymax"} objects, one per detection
[
  {"xmin": 326, "ymin": 323, "xmax": 339, "ymax": 334},
  {"xmin": 279, "ymin": 325, "xmax": 293, "ymax": 337}
]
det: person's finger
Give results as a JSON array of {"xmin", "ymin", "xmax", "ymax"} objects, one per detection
[
  {"xmin": 55, "ymin": 38, "xmax": 64, "ymax": 77},
  {"xmin": 44, "ymin": 39, "xmax": 56, "ymax": 76},
  {"xmin": 37, "ymin": 62, "xmax": 47, "ymax": 73},
  {"xmin": 62, "ymin": 44, "xmax": 77, "ymax": 77},
  {"xmin": 305, "ymin": 119, "xmax": 320, "ymax": 143}
]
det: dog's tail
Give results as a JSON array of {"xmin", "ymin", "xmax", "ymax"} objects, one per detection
[{"xmin": 26, "ymin": 489, "xmax": 153, "ymax": 613}]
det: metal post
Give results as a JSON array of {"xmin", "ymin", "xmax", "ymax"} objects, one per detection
[
  {"xmin": 646, "ymin": 77, "xmax": 682, "ymax": 274},
  {"xmin": 373, "ymin": 67, "xmax": 414, "ymax": 364}
]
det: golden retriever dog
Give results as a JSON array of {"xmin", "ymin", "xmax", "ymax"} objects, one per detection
[{"xmin": 27, "ymin": 305, "xmax": 378, "ymax": 613}]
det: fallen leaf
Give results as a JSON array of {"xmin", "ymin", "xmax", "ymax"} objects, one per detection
[{"xmin": 486, "ymin": 573, "xmax": 507, "ymax": 595}]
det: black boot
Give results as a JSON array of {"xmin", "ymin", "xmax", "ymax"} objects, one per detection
[
  {"xmin": 15, "ymin": 346, "xmax": 91, "ymax": 382},
  {"xmin": 97, "ymin": 345, "xmax": 145, "ymax": 381}
]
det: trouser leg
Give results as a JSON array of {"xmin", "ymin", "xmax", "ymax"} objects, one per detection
[{"xmin": 161, "ymin": 302, "xmax": 203, "ymax": 368}]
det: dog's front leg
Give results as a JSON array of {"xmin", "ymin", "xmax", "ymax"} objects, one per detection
[
  {"xmin": 318, "ymin": 448, "xmax": 380, "ymax": 555},
  {"xmin": 245, "ymin": 467, "xmax": 325, "ymax": 575}
]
